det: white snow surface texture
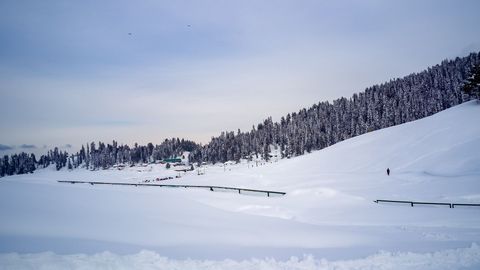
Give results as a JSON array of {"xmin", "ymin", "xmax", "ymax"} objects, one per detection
[
  {"xmin": 1, "ymin": 101, "xmax": 480, "ymax": 269},
  {"xmin": 1, "ymin": 244, "xmax": 480, "ymax": 270}
]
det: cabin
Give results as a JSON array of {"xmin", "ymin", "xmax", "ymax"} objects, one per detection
[{"xmin": 163, "ymin": 158, "xmax": 182, "ymax": 163}]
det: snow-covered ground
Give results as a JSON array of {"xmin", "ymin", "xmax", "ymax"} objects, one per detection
[{"xmin": 1, "ymin": 101, "xmax": 480, "ymax": 269}]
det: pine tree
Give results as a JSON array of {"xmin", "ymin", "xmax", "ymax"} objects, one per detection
[{"xmin": 462, "ymin": 64, "xmax": 480, "ymax": 99}]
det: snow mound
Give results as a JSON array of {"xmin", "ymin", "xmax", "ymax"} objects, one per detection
[{"xmin": 1, "ymin": 244, "xmax": 479, "ymax": 270}]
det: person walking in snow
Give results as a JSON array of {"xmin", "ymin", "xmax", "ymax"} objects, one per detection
[{"xmin": 387, "ymin": 168, "xmax": 390, "ymax": 176}]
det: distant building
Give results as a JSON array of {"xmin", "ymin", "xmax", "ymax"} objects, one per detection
[
  {"xmin": 163, "ymin": 158, "xmax": 182, "ymax": 163},
  {"xmin": 163, "ymin": 152, "xmax": 190, "ymax": 165}
]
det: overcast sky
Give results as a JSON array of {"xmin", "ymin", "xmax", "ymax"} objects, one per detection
[{"xmin": 1, "ymin": 0, "xmax": 480, "ymax": 154}]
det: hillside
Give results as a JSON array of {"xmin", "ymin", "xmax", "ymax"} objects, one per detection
[
  {"xmin": 0, "ymin": 101, "xmax": 479, "ymax": 269},
  {"xmin": 189, "ymin": 53, "xmax": 480, "ymax": 164},
  {"xmin": 2, "ymin": 53, "xmax": 479, "ymax": 177}
]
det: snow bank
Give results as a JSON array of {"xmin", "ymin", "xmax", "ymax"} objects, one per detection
[{"xmin": 1, "ymin": 244, "xmax": 479, "ymax": 270}]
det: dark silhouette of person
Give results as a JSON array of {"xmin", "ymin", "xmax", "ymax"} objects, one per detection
[
  {"xmin": 210, "ymin": 187, "xmax": 213, "ymax": 191},
  {"xmin": 387, "ymin": 168, "xmax": 390, "ymax": 176}
]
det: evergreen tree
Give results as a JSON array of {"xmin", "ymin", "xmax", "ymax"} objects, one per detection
[{"xmin": 462, "ymin": 63, "xmax": 480, "ymax": 99}]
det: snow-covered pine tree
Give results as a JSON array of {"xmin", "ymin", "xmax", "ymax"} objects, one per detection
[{"xmin": 462, "ymin": 63, "xmax": 480, "ymax": 99}]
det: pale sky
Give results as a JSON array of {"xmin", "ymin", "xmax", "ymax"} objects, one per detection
[{"xmin": 1, "ymin": 0, "xmax": 480, "ymax": 154}]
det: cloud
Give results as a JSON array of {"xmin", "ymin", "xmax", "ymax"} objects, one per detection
[
  {"xmin": 64, "ymin": 144, "xmax": 73, "ymax": 148},
  {"xmin": 0, "ymin": 0, "xmax": 479, "ymax": 148},
  {"xmin": 0, "ymin": 144, "xmax": 14, "ymax": 151},
  {"xmin": 19, "ymin": 144, "xmax": 36, "ymax": 149}
]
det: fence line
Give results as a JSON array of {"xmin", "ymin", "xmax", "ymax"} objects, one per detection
[
  {"xmin": 57, "ymin": 180, "xmax": 286, "ymax": 197},
  {"xmin": 452, "ymin": 203, "xmax": 480, "ymax": 208},
  {"xmin": 374, "ymin": 199, "xmax": 480, "ymax": 209}
]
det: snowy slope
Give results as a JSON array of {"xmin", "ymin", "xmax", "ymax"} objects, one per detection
[{"xmin": 0, "ymin": 101, "xmax": 480, "ymax": 269}]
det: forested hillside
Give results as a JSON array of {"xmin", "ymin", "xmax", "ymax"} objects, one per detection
[
  {"xmin": 1, "ymin": 52, "xmax": 479, "ymax": 177},
  {"xmin": 189, "ymin": 52, "xmax": 479, "ymax": 163}
]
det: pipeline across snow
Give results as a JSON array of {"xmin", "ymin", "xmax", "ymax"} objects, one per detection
[
  {"xmin": 374, "ymin": 199, "xmax": 480, "ymax": 209},
  {"xmin": 57, "ymin": 180, "xmax": 286, "ymax": 197}
]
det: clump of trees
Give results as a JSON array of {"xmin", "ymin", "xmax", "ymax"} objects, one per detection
[
  {"xmin": 0, "ymin": 138, "xmax": 198, "ymax": 177},
  {"xmin": 0, "ymin": 147, "xmax": 68, "ymax": 177},
  {"xmin": 462, "ymin": 63, "xmax": 480, "ymax": 99},
  {"xmin": 0, "ymin": 153, "xmax": 36, "ymax": 176}
]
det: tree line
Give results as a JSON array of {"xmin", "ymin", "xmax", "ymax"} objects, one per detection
[
  {"xmin": 188, "ymin": 52, "xmax": 480, "ymax": 163},
  {"xmin": 1, "ymin": 52, "xmax": 479, "ymax": 177},
  {"xmin": 0, "ymin": 138, "xmax": 198, "ymax": 177}
]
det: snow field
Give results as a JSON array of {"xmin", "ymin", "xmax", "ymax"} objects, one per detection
[
  {"xmin": 1, "ymin": 244, "xmax": 479, "ymax": 270},
  {"xmin": 1, "ymin": 101, "xmax": 480, "ymax": 269}
]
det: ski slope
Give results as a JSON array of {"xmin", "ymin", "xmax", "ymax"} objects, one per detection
[{"xmin": 1, "ymin": 101, "xmax": 480, "ymax": 269}]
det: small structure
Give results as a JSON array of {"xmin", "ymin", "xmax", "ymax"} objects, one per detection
[{"xmin": 164, "ymin": 158, "xmax": 182, "ymax": 163}]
